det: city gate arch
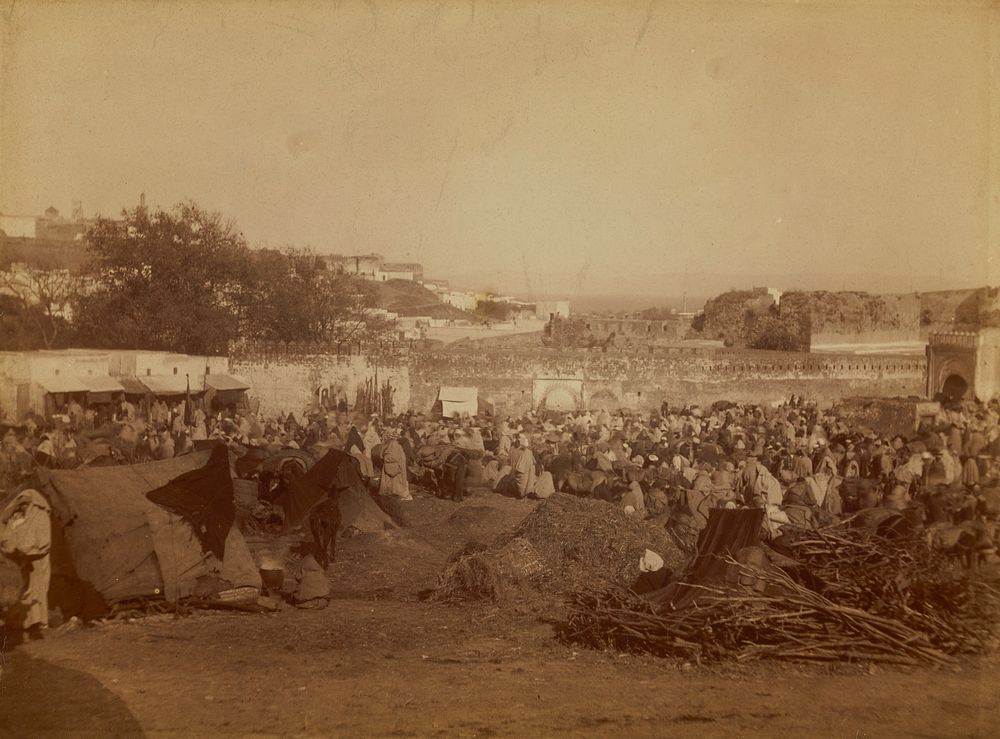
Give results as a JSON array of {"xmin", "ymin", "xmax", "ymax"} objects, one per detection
[
  {"xmin": 532, "ymin": 377, "xmax": 583, "ymax": 412},
  {"xmin": 926, "ymin": 332, "xmax": 977, "ymax": 401}
]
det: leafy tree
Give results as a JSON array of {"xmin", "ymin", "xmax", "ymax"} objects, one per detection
[
  {"xmin": 75, "ymin": 202, "xmax": 253, "ymax": 354},
  {"xmin": 746, "ymin": 312, "xmax": 810, "ymax": 351},
  {"xmin": 543, "ymin": 315, "xmax": 596, "ymax": 348},
  {"xmin": 475, "ymin": 298, "xmax": 511, "ymax": 322},
  {"xmin": 243, "ymin": 247, "xmax": 379, "ymax": 347},
  {"xmin": 74, "ymin": 201, "xmax": 393, "ymax": 355}
]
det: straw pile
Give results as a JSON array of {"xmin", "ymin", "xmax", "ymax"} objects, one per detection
[{"xmin": 434, "ymin": 494, "xmax": 690, "ymax": 603}]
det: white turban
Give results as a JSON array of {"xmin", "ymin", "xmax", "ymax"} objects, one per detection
[{"xmin": 639, "ymin": 549, "xmax": 664, "ymax": 573}]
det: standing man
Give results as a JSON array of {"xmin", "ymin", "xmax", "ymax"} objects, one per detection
[
  {"xmin": 510, "ymin": 434, "xmax": 537, "ymax": 498},
  {"xmin": 0, "ymin": 489, "xmax": 51, "ymax": 640},
  {"xmin": 379, "ymin": 428, "xmax": 412, "ymax": 501}
]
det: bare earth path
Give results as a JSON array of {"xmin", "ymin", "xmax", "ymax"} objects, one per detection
[{"xmin": 2, "ymin": 490, "xmax": 998, "ymax": 738}]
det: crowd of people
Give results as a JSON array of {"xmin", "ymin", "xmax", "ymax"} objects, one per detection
[
  {"xmin": 3, "ymin": 393, "xmax": 1000, "ymax": 555},
  {"xmin": 3, "ymin": 391, "xmax": 1000, "ymax": 644},
  {"xmin": 407, "ymin": 396, "xmax": 1000, "ymax": 550}
]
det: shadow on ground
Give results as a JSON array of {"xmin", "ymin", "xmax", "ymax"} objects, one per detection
[{"xmin": 0, "ymin": 650, "xmax": 145, "ymax": 737}]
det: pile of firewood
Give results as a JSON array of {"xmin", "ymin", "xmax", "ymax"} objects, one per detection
[
  {"xmin": 785, "ymin": 522, "xmax": 1000, "ymax": 655},
  {"xmin": 561, "ymin": 524, "xmax": 1000, "ymax": 666}
]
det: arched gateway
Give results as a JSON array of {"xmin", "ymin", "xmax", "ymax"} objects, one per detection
[{"xmin": 926, "ymin": 330, "xmax": 999, "ymax": 402}]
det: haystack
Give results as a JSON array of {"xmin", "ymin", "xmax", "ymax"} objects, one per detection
[{"xmin": 436, "ymin": 494, "xmax": 689, "ymax": 602}]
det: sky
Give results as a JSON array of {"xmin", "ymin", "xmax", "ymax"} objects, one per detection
[{"xmin": 1, "ymin": 0, "xmax": 997, "ymax": 306}]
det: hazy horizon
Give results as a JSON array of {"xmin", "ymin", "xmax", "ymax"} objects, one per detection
[{"xmin": 2, "ymin": 1, "xmax": 997, "ymax": 299}]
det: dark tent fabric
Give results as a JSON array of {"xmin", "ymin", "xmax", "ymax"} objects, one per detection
[
  {"xmin": 646, "ymin": 508, "xmax": 765, "ymax": 610},
  {"xmin": 193, "ymin": 439, "xmax": 226, "ymax": 452},
  {"xmin": 275, "ymin": 451, "xmax": 337, "ymax": 530},
  {"xmin": 146, "ymin": 445, "xmax": 235, "ymax": 560},
  {"xmin": 274, "ymin": 449, "xmax": 398, "ymax": 534},
  {"xmin": 261, "ymin": 449, "xmax": 315, "ymax": 474},
  {"xmin": 36, "ymin": 453, "xmax": 260, "ymax": 610},
  {"xmin": 232, "ymin": 445, "xmax": 268, "ymax": 477}
]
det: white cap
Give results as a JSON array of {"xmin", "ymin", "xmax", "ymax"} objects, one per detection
[{"xmin": 639, "ymin": 549, "xmax": 664, "ymax": 573}]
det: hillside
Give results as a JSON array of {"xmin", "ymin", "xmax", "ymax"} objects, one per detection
[{"xmin": 374, "ymin": 279, "xmax": 478, "ymax": 321}]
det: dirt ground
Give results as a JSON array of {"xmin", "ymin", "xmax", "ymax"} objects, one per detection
[{"xmin": 2, "ymin": 487, "xmax": 999, "ymax": 738}]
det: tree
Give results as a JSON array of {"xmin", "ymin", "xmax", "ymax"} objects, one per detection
[
  {"xmin": 74, "ymin": 201, "xmax": 397, "ymax": 355},
  {"xmin": 475, "ymin": 298, "xmax": 511, "ymax": 322},
  {"xmin": 746, "ymin": 312, "xmax": 810, "ymax": 352},
  {"xmin": 542, "ymin": 315, "xmax": 596, "ymax": 348},
  {"xmin": 243, "ymin": 247, "xmax": 380, "ymax": 347},
  {"xmin": 74, "ymin": 202, "xmax": 255, "ymax": 354},
  {"xmin": 0, "ymin": 259, "xmax": 80, "ymax": 348}
]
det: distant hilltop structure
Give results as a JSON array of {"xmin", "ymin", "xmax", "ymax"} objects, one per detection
[
  {"xmin": 0, "ymin": 202, "xmax": 96, "ymax": 271},
  {"xmin": 322, "ymin": 253, "xmax": 424, "ymax": 282},
  {"xmin": 0, "ymin": 202, "xmax": 93, "ymax": 242}
]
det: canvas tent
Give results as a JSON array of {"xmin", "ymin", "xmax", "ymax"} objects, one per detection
[
  {"xmin": 35, "ymin": 450, "xmax": 260, "ymax": 616},
  {"xmin": 438, "ymin": 386, "xmax": 478, "ymax": 418},
  {"xmin": 274, "ymin": 449, "xmax": 398, "ymax": 534},
  {"xmin": 204, "ymin": 373, "xmax": 250, "ymax": 411}
]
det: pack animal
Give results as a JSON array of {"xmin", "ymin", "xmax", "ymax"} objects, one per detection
[
  {"xmin": 309, "ymin": 494, "xmax": 342, "ymax": 568},
  {"xmin": 437, "ymin": 450, "xmax": 468, "ymax": 502}
]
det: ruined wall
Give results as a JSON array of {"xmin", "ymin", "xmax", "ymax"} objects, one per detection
[
  {"xmin": 697, "ymin": 290, "xmax": 922, "ymax": 348},
  {"xmin": 230, "ymin": 347, "xmax": 409, "ymax": 417},
  {"xmin": 785, "ymin": 291, "xmax": 921, "ymax": 344},
  {"xmin": 975, "ymin": 328, "xmax": 1000, "ymax": 401},
  {"xmin": 408, "ymin": 346, "xmax": 927, "ymax": 415}
]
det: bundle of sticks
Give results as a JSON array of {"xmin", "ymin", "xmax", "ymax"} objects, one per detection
[
  {"xmin": 562, "ymin": 558, "xmax": 959, "ymax": 666},
  {"xmin": 562, "ymin": 522, "xmax": 1000, "ymax": 665},
  {"xmin": 784, "ymin": 521, "xmax": 1000, "ymax": 655},
  {"xmin": 355, "ymin": 377, "xmax": 395, "ymax": 417}
]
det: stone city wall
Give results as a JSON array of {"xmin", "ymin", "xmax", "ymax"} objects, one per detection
[
  {"xmin": 230, "ymin": 345, "xmax": 410, "ymax": 417},
  {"xmin": 407, "ymin": 346, "xmax": 927, "ymax": 415},
  {"xmin": 230, "ymin": 343, "xmax": 927, "ymax": 417}
]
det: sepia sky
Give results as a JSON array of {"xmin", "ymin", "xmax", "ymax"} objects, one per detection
[{"xmin": 1, "ymin": 0, "xmax": 997, "ymax": 303}]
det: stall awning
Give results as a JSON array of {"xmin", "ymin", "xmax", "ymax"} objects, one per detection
[
  {"xmin": 79, "ymin": 375, "xmax": 125, "ymax": 393},
  {"xmin": 204, "ymin": 374, "xmax": 249, "ymax": 392},
  {"xmin": 140, "ymin": 375, "xmax": 196, "ymax": 395},
  {"xmin": 117, "ymin": 376, "xmax": 149, "ymax": 395},
  {"xmin": 41, "ymin": 376, "xmax": 89, "ymax": 394},
  {"xmin": 438, "ymin": 386, "xmax": 478, "ymax": 418}
]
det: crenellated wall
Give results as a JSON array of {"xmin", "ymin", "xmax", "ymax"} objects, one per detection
[
  {"xmin": 407, "ymin": 346, "xmax": 927, "ymax": 414},
  {"xmin": 229, "ymin": 343, "xmax": 927, "ymax": 417}
]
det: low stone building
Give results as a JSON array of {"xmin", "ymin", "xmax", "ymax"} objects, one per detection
[{"xmin": 0, "ymin": 349, "xmax": 248, "ymax": 421}]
